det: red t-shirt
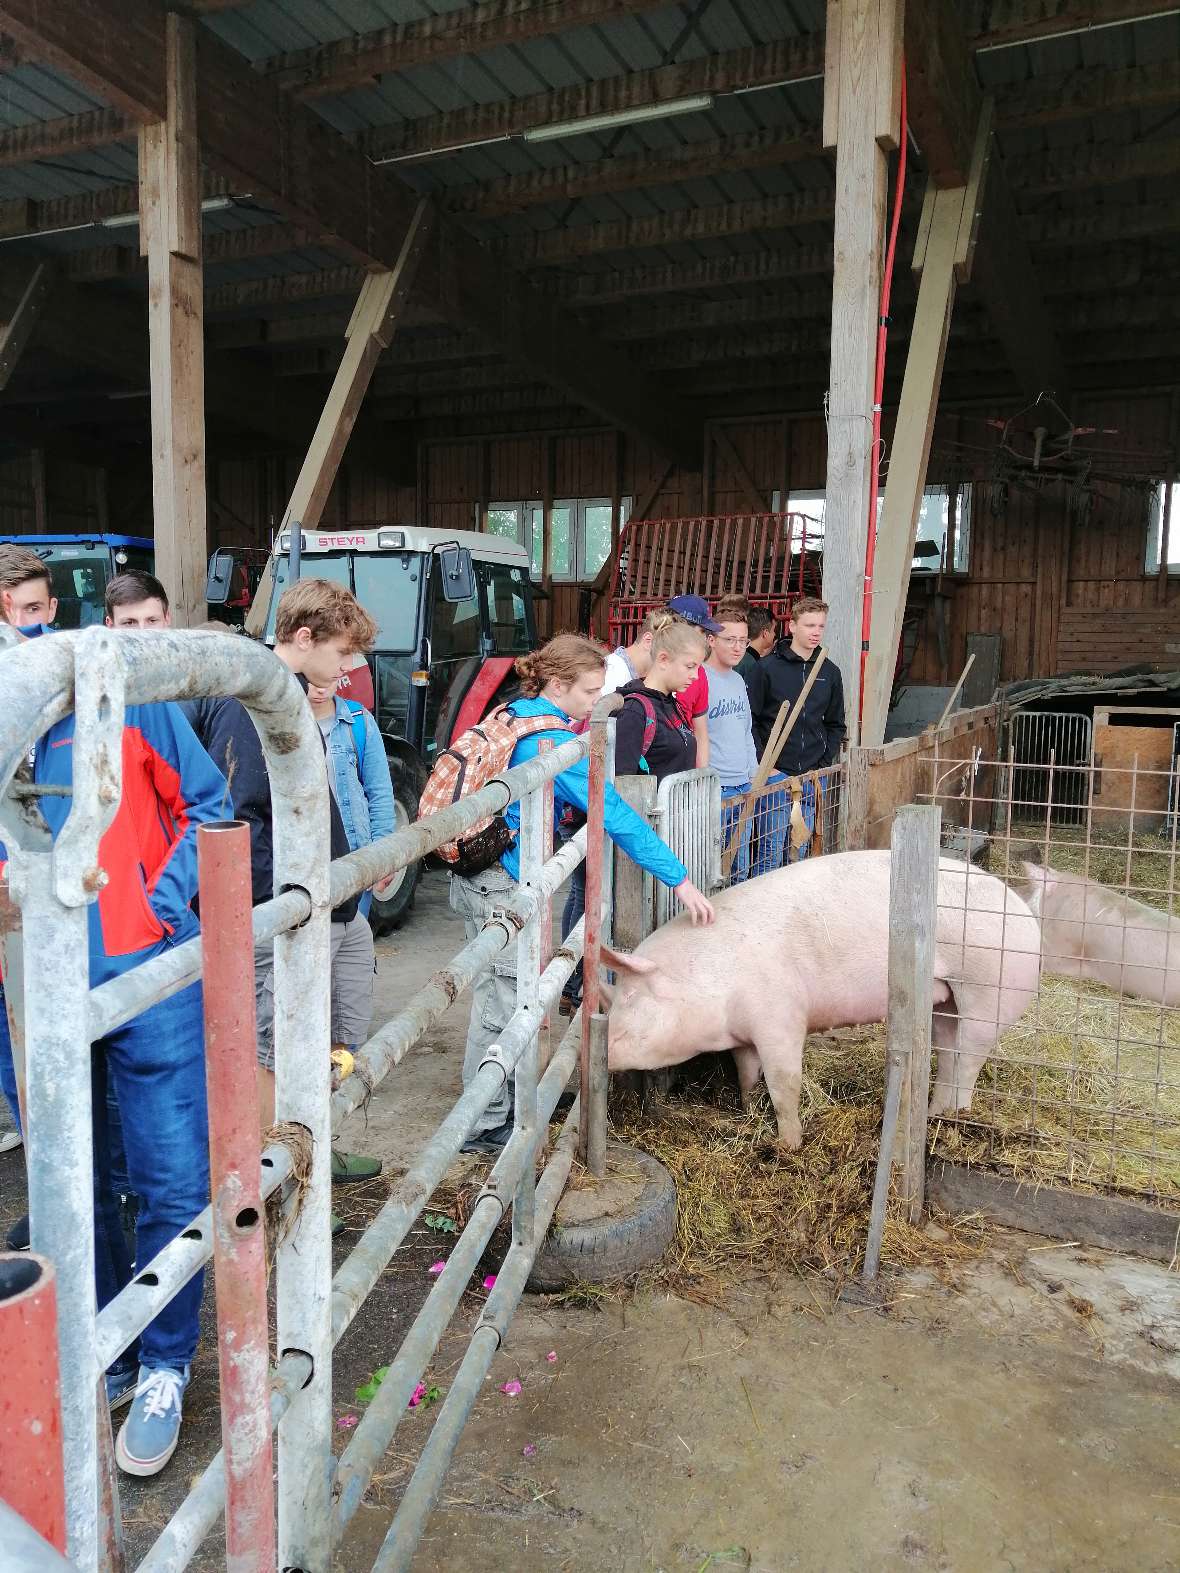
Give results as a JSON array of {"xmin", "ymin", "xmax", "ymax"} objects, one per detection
[{"xmin": 675, "ymin": 666, "xmax": 709, "ymax": 729}]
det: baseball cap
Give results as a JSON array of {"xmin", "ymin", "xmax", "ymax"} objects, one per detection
[{"xmin": 667, "ymin": 594, "xmax": 723, "ymax": 634}]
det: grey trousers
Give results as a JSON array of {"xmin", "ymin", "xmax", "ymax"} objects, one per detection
[
  {"xmin": 254, "ymin": 912, "xmax": 375, "ymax": 1071},
  {"xmin": 449, "ymin": 865, "xmax": 518, "ymax": 1135}
]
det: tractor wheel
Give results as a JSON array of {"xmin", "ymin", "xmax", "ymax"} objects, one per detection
[{"xmin": 369, "ymin": 773, "xmax": 421, "ymax": 935}]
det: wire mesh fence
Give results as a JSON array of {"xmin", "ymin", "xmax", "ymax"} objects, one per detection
[
  {"xmin": 915, "ymin": 744, "xmax": 1180, "ymax": 1206},
  {"xmin": 719, "ymin": 762, "xmax": 844, "ymax": 887}
]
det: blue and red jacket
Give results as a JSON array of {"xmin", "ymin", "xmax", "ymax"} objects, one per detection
[{"xmin": 31, "ymin": 703, "xmax": 230, "ymax": 986}]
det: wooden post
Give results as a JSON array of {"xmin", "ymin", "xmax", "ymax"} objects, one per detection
[
  {"xmin": 280, "ymin": 200, "xmax": 433, "ymax": 539},
  {"xmin": 139, "ymin": 13, "xmax": 206, "ymax": 627},
  {"xmin": 820, "ymin": 0, "xmax": 901, "ymax": 742},
  {"xmin": 890, "ymin": 803, "xmax": 941, "ymax": 1222},
  {"xmin": 844, "ymin": 742, "xmax": 871, "ymax": 850},
  {"xmin": 610, "ymin": 775, "xmax": 656, "ymax": 950},
  {"xmin": 29, "ymin": 448, "xmax": 47, "ymax": 532}
]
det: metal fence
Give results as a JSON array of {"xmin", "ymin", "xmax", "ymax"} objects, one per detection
[
  {"xmin": 718, "ymin": 762, "xmax": 845, "ymax": 888},
  {"xmin": 0, "ymin": 625, "xmax": 617, "ymax": 1572},
  {"xmin": 652, "ymin": 768, "xmax": 721, "ymax": 923},
  {"xmin": 1006, "ymin": 710, "xmax": 1093, "ymax": 827},
  {"xmin": 915, "ymin": 744, "xmax": 1180, "ymax": 1207}
]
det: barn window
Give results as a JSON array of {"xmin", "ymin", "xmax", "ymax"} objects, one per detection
[
  {"xmin": 786, "ymin": 484, "xmax": 972, "ymax": 574},
  {"xmin": 484, "ymin": 497, "xmax": 631, "ymax": 580},
  {"xmin": 1144, "ymin": 481, "xmax": 1180, "ymax": 575}
]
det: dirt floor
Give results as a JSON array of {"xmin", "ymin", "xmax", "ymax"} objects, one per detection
[{"xmin": 2, "ymin": 870, "xmax": 1180, "ymax": 1572}]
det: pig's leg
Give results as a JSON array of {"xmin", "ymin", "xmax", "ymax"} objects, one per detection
[
  {"xmin": 731, "ymin": 1045, "xmax": 763, "ymax": 1109},
  {"xmin": 928, "ymin": 984, "xmax": 996, "ymax": 1115},
  {"xmin": 753, "ymin": 1017, "xmax": 807, "ymax": 1150}
]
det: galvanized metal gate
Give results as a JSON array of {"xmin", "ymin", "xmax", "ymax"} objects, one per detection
[
  {"xmin": 1007, "ymin": 709, "xmax": 1094, "ymax": 827},
  {"xmin": 0, "ymin": 625, "xmax": 617, "ymax": 1572}
]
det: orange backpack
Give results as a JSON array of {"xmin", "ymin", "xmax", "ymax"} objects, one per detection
[{"xmin": 418, "ymin": 706, "xmax": 572, "ymax": 877}]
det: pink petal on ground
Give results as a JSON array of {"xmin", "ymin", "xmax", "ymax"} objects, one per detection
[
  {"xmin": 522, "ymin": 1443, "xmax": 537, "ymax": 1458},
  {"xmin": 483, "ymin": 1275, "xmax": 497, "ymax": 1291},
  {"xmin": 499, "ymin": 1380, "xmax": 522, "ymax": 1397},
  {"xmin": 428, "ymin": 1261, "xmax": 446, "ymax": 1275},
  {"xmin": 546, "ymin": 1351, "xmax": 557, "ymax": 1362},
  {"xmin": 336, "ymin": 1415, "xmax": 358, "ymax": 1430},
  {"xmin": 408, "ymin": 1382, "xmax": 427, "ymax": 1409}
]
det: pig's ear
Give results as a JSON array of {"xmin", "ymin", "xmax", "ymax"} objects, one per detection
[{"xmin": 600, "ymin": 944, "xmax": 657, "ymax": 976}]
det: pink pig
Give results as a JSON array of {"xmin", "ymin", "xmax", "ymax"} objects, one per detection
[
  {"xmin": 1019, "ymin": 860, "xmax": 1180, "ymax": 1007},
  {"xmin": 603, "ymin": 849, "xmax": 1041, "ymax": 1148}
]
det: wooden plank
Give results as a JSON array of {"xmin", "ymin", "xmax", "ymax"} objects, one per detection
[
  {"xmin": 444, "ymin": 127, "xmax": 819, "ymax": 218},
  {"xmin": 360, "ymin": 37, "xmax": 824, "ymax": 163},
  {"xmin": 548, "ymin": 248, "xmax": 835, "ymax": 305},
  {"xmin": 822, "ymin": 0, "xmax": 842, "ymax": 153},
  {"xmin": 140, "ymin": 13, "xmax": 206, "ymax": 628},
  {"xmin": 862, "ymin": 182, "xmax": 965, "ymax": 748},
  {"xmin": 963, "ymin": 0, "xmax": 1180, "ymax": 49},
  {"xmin": 0, "ymin": 108, "xmax": 131, "ymax": 168},
  {"xmin": 820, "ymin": 0, "xmax": 894, "ymax": 740},
  {"xmin": 874, "ymin": 0, "xmax": 903, "ymax": 150},
  {"xmin": 628, "ymin": 460, "xmax": 673, "ymax": 524},
  {"xmin": 266, "ymin": 0, "xmax": 698, "ymax": 98},
  {"xmin": 953, "ymin": 97, "xmax": 993, "ymax": 283},
  {"xmin": 927, "ymin": 1162, "xmax": 1180, "ymax": 1264},
  {"xmin": 994, "ymin": 58, "xmax": 1180, "ymax": 131},
  {"xmin": 904, "ymin": 0, "xmax": 983, "ymax": 187},
  {"xmin": 0, "ymin": 260, "xmax": 51, "ymax": 392},
  {"xmin": 889, "ymin": 804, "xmax": 940, "ymax": 1221},
  {"xmin": 611, "ymin": 775, "xmax": 657, "ymax": 950},
  {"xmin": 281, "ymin": 201, "xmax": 434, "ymax": 538}
]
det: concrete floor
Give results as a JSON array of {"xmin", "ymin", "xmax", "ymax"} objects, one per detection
[{"xmin": 2, "ymin": 870, "xmax": 1179, "ymax": 1571}]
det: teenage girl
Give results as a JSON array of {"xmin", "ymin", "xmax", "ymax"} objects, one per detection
[{"xmin": 614, "ymin": 616, "xmax": 710, "ymax": 780}]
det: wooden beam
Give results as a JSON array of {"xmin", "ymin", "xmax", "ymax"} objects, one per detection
[
  {"xmin": 904, "ymin": 0, "xmax": 983, "ymax": 187},
  {"xmin": 0, "ymin": 260, "xmax": 51, "ymax": 391},
  {"xmin": 1029, "ymin": 198, "xmax": 1180, "ymax": 249},
  {"xmin": 360, "ymin": 36, "xmax": 824, "ymax": 163},
  {"xmin": 1007, "ymin": 135, "xmax": 1180, "ymax": 197},
  {"xmin": 994, "ymin": 58, "xmax": 1180, "ymax": 130},
  {"xmin": 263, "ymin": 0, "xmax": 674, "ymax": 100},
  {"xmin": 0, "ymin": 0, "xmax": 700, "ymax": 468},
  {"xmin": 862, "ymin": 183, "xmax": 966, "ymax": 747},
  {"xmin": 821, "ymin": 0, "xmax": 896, "ymax": 742},
  {"xmin": 63, "ymin": 223, "xmax": 311, "ymax": 283},
  {"xmin": 280, "ymin": 201, "xmax": 432, "ymax": 536},
  {"xmin": 547, "ymin": 248, "xmax": 835, "ymax": 304},
  {"xmin": 140, "ymin": 13, "xmax": 207, "ymax": 628},
  {"xmin": 444, "ymin": 128, "xmax": 821, "ymax": 218},
  {"xmin": 0, "ymin": 108, "xmax": 131, "ymax": 168},
  {"xmin": 495, "ymin": 191, "xmax": 836, "ymax": 267},
  {"xmin": 964, "ymin": 0, "xmax": 1180, "ymax": 50}
]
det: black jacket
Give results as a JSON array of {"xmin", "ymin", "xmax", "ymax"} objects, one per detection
[
  {"xmin": 180, "ymin": 691, "xmax": 359, "ymax": 925},
  {"xmin": 614, "ymin": 681, "xmax": 698, "ymax": 781},
  {"xmin": 746, "ymin": 641, "xmax": 846, "ymax": 777}
]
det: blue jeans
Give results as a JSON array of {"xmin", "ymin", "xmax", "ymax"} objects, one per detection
[
  {"xmin": 1, "ymin": 984, "xmax": 133, "ymax": 1204},
  {"xmin": 560, "ymin": 841, "xmax": 586, "ymax": 1004},
  {"xmin": 721, "ymin": 784, "xmax": 754, "ymax": 883},
  {"xmin": 750, "ymin": 774, "xmax": 817, "ymax": 879},
  {"xmin": 92, "ymin": 982, "xmax": 209, "ymax": 1371}
]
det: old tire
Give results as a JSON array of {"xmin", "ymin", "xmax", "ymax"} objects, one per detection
[
  {"xmin": 369, "ymin": 774, "xmax": 420, "ymax": 936},
  {"xmin": 527, "ymin": 1143, "xmax": 677, "ymax": 1292}
]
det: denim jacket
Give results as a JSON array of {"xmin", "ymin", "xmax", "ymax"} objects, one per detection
[{"xmin": 323, "ymin": 696, "xmax": 395, "ymax": 862}]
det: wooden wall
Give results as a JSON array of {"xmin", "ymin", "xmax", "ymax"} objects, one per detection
[{"xmin": 7, "ymin": 390, "xmax": 1176, "ymax": 685}]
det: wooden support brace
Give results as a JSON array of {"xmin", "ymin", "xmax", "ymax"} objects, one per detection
[
  {"xmin": 710, "ymin": 425, "xmax": 770, "ymax": 514},
  {"xmin": 280, "ymin": 200, "xmax": 434, "ymax": 539},
  {"xmin": 0, "ymin": 260, "xmax": 51, "ymax": 392},
  {"xmin": 861, "ymin": 181, "xmax": 966, "ymax": 748}
]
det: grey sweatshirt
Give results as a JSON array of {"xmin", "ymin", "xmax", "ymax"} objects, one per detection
[{"xmin": 705, "ymin": 665, "xmax": 759, "ymax": 788}]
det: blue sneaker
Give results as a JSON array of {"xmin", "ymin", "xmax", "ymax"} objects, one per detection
[
  {"xmin": 115, "ymin": 1364, "xmax": 189, "ymax": 1477},
  {"xmin": 105, "ymin": 1360, "xmax": 138, "ymax": 1411}
]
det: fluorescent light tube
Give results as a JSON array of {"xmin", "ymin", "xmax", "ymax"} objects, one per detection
[
  {"xmin": 100, "ymin": 195, "xmax": 235, "ymax": 231},
  {"xmin": 521, "ymin": 93, "xmax": 714, "ymax": 144}
]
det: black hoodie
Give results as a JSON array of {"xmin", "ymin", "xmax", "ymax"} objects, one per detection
[
  {"xmin": 746, "ymin": 641, "xmax": 846, "ymax": 777},
  {"xmin": 614, "ymin": 679, "xmax": 698, "ymax": 781}
]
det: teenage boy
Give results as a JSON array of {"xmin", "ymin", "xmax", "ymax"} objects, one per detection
[
  {"xmin": 737, "ymin": 607, "xmax": 777, "ymax": 685},
  {"xmin": 706, "ymin": 601, "xmax": 759, "ymax": 883},
  {"xmin": 666, "ymin": 594, "xmax": 722, "ymax": 769},
  {"xmin": 105, "ymin": 569, "xmax": 172, "ymax": 629},
  {"xmin": 746, "ymin": 596, "xmax": 846, "ymax": 877},
  {"xmin": 0, "ymin": 543, "xmax": 229, "ymax": 1476},
  {"xmin": 602, "ymin": 611, "xmax": 659, "ymax": 693},
  {"xmin": 178, "ymin": 580, "xmax": 388, "ymax": 1194},
  {"xmin": 0, "ymin": 541, "xmax": 56, "ymax": 630}
]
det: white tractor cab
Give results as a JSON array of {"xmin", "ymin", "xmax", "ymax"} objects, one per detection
[{"xmin": 212, "ymin": 524, "xmax": 537, "ymax": 932}]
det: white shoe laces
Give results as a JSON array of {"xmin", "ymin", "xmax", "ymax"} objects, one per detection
[{"xmin": 135, "ymin": 1368, "xmax": 184, "ymax": 1422}]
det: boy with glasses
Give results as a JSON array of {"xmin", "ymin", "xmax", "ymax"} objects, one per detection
[{"xmin": 705, "ymin": 600, "xmax": 759, "ymax": 882}]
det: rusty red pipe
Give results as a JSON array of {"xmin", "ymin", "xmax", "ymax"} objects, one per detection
[
  {"xmin": 0, "ymin": 1253, "xmax": 67, "ymax": 1552},
  {"xmin": 198, "ymin": 821, "xmax": 276, "ymax": 1573}
]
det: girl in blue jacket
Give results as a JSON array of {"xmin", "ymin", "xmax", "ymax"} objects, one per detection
[{"xmin": 452, "ymin": 633, "xmax": 714, "ymax": 1154}]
